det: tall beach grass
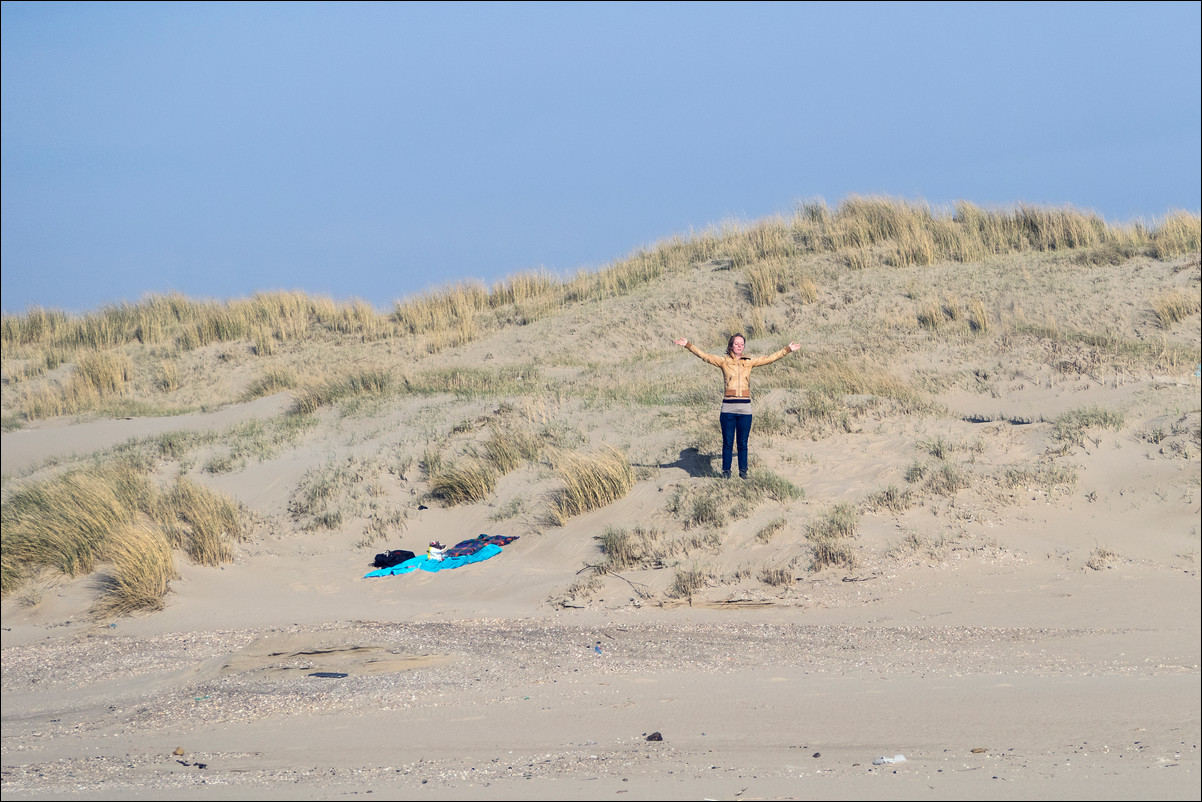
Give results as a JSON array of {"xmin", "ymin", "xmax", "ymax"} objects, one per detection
[
  {"xmin": 4, "ymin": 198, "xmax": 1196, "ymax": 422},
  {"xmin": 1, "ymin": 461, "xmax": 245, "ymax": 615},
  {"xmin": 549, "ymin": 445, "xmax": 634, "ymax": 525}
]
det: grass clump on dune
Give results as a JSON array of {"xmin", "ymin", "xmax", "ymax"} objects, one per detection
[
  {"xmin": 668, "ymin": 469, "xmax": 803, "ymax": 529},
  {"xmin": 402, "ymin": 366, "xmax": 535, "ymax": 397},
  {"xmin": 1, "ymin": 462, "xmax": 150, "ymax": 591},
  {"xmin": 862, "ymin": 484, "xmax": 914, "ymax": 513},
  {"xmin": 429, "ymin": 459, "xmax": 498, "ymax": 506},
  {"xmin": 597, "ymin": 525, "xmax": 663, "ymax": 571},
  {"xmin": 805, "ymin": 504, "xmax": 860, "ymax": 571},
  {"xmin": 668, "ymin": 563, "xmax": 710, "ymax": 600},
  {"xmin": 1152, "ymin": 290, "xmax": 1201, "ymax": 329},
  {"xmin": 155, "ymin": 477, "xmax": 245, "ymax": 565},
  {"xmin": 549, "ymin": 445, "xmax": 634, "ymax": 525},
  {"xmin": 242, "ymin": 367, "xmax": 298, "ymax": 401},
  {"xmin": 15, "ymin": 349, "xmax": 135, "ymax": 420},
  {"xmin": 290, "ymin": 368, "xmax": 393, "ymax": 414},
  {"xmin": 1048, "ymin": 405, "xmax": 1125, "ymax": 454},
  {"xmin": 759, "ymin": 559, "xmax": 798, "ymax": 587},
  {"xmin": 481, "ymin": 425, "xmax": 544, "ymax": 474},
  {"xmin": 92, "ymin": 522, "xmax": 177, "ymax": 617},
  {"xmin": 1, "ymin": 462, "xmax": 245, "ymax": 615}
]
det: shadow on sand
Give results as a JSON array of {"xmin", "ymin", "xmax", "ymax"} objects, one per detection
[{"xmin": 641, "ymin": 447, "xmax": 716, "ymax": 478}]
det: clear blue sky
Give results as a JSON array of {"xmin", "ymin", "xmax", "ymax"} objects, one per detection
[{"xmin": 3, "ymin": 1, "xmax": 1199, "ymax": 314}]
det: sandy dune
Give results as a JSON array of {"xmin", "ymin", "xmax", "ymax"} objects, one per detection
[{"xmin": 3, "ymin": 251, "xmax": 1199, "ymax": 799}]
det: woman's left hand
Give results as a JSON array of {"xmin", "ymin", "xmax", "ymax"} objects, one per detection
[{"xmin": 788, "ymin": 342, "xmax": 801, "ymax": 352}]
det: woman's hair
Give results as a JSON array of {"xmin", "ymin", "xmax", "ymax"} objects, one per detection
[{"xmin": 726, "ymin": 333, "xmax": 745, "ymax": 356}]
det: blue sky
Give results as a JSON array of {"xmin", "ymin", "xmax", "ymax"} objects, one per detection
[{"xmin": 3, "ymin": 1, "xmax": 1199, "ymax": 314}]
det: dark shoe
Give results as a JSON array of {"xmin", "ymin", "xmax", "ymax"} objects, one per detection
[
  {"xmin": 721, "ymin": 471, "xmax": 732, "ymax": 479},
  {"xmin": 738, "ymin": 472, "xmax": 748, "ymax": 480}
]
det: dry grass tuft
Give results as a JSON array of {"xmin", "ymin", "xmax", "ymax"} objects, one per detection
[
  {"xmin": 1, "ymin": 463, "xmax": 149, "ymax": 592},
  {"xmin": 805, "ymin": 504, "xmax": 859, "ymax": 571},
  {"xmin": 746, "ymin": 260, "xmax": 790, "ymax": 306},
  {"xmin": 549, "ymin": 445, "xmax": 634, "ymax": 525},
  {"xmin": 755, "ymin": 517, "xmax": 788, "ymax": 543},
  {"xmin": 291, "ymin": 368, "xmax": 393, "ymax": 414},
  {"xmin": 1149, "ymin": 211, "xmax": 1202, "ymax": 259},
  {"xmin": 1049, "ymin": 405, "xmax": 1125, "ymax": 454},
  {"xmin": 968, "ymin": 298, "xmax": 990, "ymax": 333},
  {"xmin": 2, "ymin": 462, "xmax": 243, "ymax": 611},
  {"xmin": 75, "ymin": 350, "xmax": 132, "ymax": 396},
  {"xmin": 886, "ymin": 529, "xmax": 951, "ymax": 561},
  {"xmin": 402, "ymin": 366, "xmax": 533, "ymax": 397},
  {"xmin": 598, "ymin": 525, "xmax": 663, "ymax": 571},
  {"xmin": 482, "ymin": 426, "xmax": 543, "ymax": 474},
  {"xmin": 759, "ymin": 560, "xmax": 797, "ymax": 587},
  {"xmin": 92, "ymin": 522, "xmax": 177, "ymax": 618},
  {"xmin": 667, "ymin": 470, "xmax": 802, "ymax": 530},
  {"xmin": 862, "ymin": 484, "xmax": 914, "ymax": 513},
  {"xmin": 1153, "ymin": 290, "xmax": 1200, "ymax": 329},
  {"xmin": 429, "ymin": 459, "xmax": 498, "ymax": 507},
  {"xmin": 917, "ymin": 300, "xmax": 943, "ymax": 330},
  {"xmin": 667, "ymin": 563, "xmax": 710, "ymax": 599},
  {"xmin": 1085, "ymin": 546, "xmax": 1119, "ymax": 571},
  {"xmin": 155, "ymin": 477, "xmax": 245, "ymax": 565},
  {"xmin": 243, "ymin": 368, "xmax": 298, "ymax": 401}
]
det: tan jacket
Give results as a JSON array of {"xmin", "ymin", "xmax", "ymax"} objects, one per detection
[{"xmin": 684, "ymin": 341, "xmax": 792, "ymax": 399}]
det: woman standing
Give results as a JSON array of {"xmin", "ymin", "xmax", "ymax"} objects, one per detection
[{"xmin": 673, "ymin": 334, "xmax": 801, "ymax": 478}]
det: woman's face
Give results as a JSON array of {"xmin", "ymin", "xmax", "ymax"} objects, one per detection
[{"xmin": 730, "ymin": 336, "xmax": 745, "ymax": 357}]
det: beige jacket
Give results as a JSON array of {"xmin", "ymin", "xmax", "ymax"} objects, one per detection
[{"xmin": 684, "ymin": 341, "xmax": 792, "ymax": 399}]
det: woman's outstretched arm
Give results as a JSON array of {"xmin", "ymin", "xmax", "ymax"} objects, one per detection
[
  {"xmin": 674, "ymin": 337, "xmax": 723, "ymax": 366},
  {"xmin": 747, "ymin": 341, "xmax": 802, "ymax": 367}
]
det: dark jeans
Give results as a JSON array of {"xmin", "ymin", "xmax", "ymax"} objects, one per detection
[{"xmin": 719, "ymin": 412, "xmax": 753, "ymax": 476}]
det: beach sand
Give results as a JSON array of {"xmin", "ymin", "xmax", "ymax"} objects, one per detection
[{"xmin": 3, "ymin": 407, "xmax": 1198, "ymax": 800}]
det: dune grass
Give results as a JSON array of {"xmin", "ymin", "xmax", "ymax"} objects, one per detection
[
  {"xmin": 755, "ymin": 517, "xmax": 788, "ymax": 543},
  {"xmin": 597, "ymin": 525, "xmax": 664, "ymax": 571},
  {"xmin": 155, "ymin": 476, "xmax": 245, "ymax": 565},
  {"xmin": 1002, "ymin": 463, "xmax": 1078, "ymax": 494},
  {"xmin": 429, "ymin": 459, "xmax": 499, "ymax": 507},
  {"xmin": 1153, "ymin": 290, "xmax": 1201, "ymax": 329},
  {"xmin": 92, "ymin": 521, "xmax": 177, "ymax": 617},
  {"xmin": 290, "ymin": 368, "xmax": 393, "ymax": 414},
  {"xmin": 667, "ymin": 563, "xmax": 710, "ymax": 600},
  {"xmin": 4, "ymin": 198, "xmax": 1197, "ymax": 423},
  {"xmin": 862, "ymin": 484, "xmax": 914, "ymax": 513},
  {"xmin": 401, "ymin": 366, "xmax": 536, "ymax": 397},
  {"xmin": 805, "ymin": 503, "xmax": 860, "ymax": 571},
  {"xmin": 667, "ymin": 469, "xmax": 803, "ymax": 530},
  {"xmin": 5, "ymin": 199, "xmax": 1194, "ymax": 362},
  {"xmin": 481, "ymin": 425, "xmax": 543, "ymax": 474},
  {"xmin": 1, "ymin": 291, "xmax": 393, "ymax": 353},
  {"xmin": 1, "ymin": 463, "xmax": 149, "ymax": 592},
  {"xmin": 242, "ymin": 367, "xmax": 299, "ymax": 401},
  {"xmin": 1048, "ymin": 405, "xmax": 1125, "ymax": 454},
  {"xmin": 1, "ymin": 461, "xmax": 245, "ymax": 612},
  {"xmin": 759, "ymin": 559, "xmax": 797, "ymax": 587},
  {"xmin": 549, "ymin": 445, "xmax": 634, "ymax": 525}
]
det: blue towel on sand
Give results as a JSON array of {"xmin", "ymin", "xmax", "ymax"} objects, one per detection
[{"xmin": 365, "ymin": 543, "xmax": 503, "ymax": 577}]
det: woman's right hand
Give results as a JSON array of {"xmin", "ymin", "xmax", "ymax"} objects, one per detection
[{"xmin": 672, "ymin": 337, "xmax": 688, "ymax": 346}]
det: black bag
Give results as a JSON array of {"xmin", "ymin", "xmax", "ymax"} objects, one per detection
[{"xmin": 373, "ymin": 549, "xmax": 415, "ymax": 568}]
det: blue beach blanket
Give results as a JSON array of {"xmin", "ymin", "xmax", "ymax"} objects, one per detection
[{"xmin": 365, "ymin": 543, "xmax": 503, "ymax": 577}]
